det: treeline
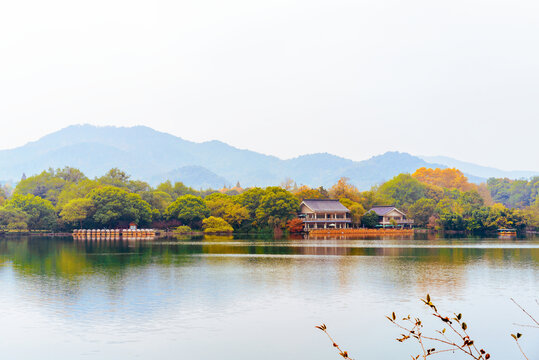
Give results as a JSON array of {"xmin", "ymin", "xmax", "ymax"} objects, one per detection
[
  {"xmin": 292, "ymin": 168, "xmax": 538, "ymax": 231},
  {"xmin": 0, "ymin": 167, "xmax": 538, "ymax": 233},
  {"xmin": 0, "ymin": 168, "xmax": 300, "ymax": 232},
  {"xmin": 487, "ymin": 177, "xmax": 539, "ymax": 208}
]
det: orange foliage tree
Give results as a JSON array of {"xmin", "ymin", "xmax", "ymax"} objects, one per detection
[
  {"xmin": 286, "ymin": 218, "xmax": 305, "ymax": 233},
  {"xmin": 412, "ymin": 168, "xmax": 476, "ymax": 192}
]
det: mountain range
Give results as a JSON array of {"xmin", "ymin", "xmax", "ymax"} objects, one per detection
[{"xmin": 1, "ymin": 125, "xmax": 537, "ymax": 189}]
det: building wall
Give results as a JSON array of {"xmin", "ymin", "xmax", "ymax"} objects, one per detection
[
  {"xmin": 376, "ymin": 208, "xmax": 413, "ymax": 228},
  {"xmin": 300, "ymin": 203, "xmax": 352, "ymax": 230},
  {"xmin": 304, "ymin": 222, "xmax": 350, "ymax": 229},
  {"xmin": 300, "ymin": 204, "xmax": 314, "ymax": 214},
  {"xmin": 385, "ymin": 209, "xmax": 405, "ymax": 219}
]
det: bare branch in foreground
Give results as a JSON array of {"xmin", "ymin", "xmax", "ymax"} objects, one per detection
[{"xmin": 315, "ymin": 324, "xmax": 354, "ymax": 359}]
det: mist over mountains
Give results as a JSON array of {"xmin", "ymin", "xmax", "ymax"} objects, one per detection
[{"xmin": 1, "ymin": 125, "xmax": 537, "ymax": 189}]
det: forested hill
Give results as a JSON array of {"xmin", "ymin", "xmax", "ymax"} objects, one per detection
[{"xmin": 0, "ymin": 125, "xmax": 536, "ymax": 189}]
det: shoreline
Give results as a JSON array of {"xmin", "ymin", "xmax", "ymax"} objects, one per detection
[
  {"xmin": 1, "ymin": 228, "xmax": 537, "ymax": 238},
  {"xmin": 308, "ymin": 228, "xmax": 414, "ymax": 236}
]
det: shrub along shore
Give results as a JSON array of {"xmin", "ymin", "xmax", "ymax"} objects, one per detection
[{"xmin": 0, "ymin": 167, "xmax": 538, "ymax": 234}]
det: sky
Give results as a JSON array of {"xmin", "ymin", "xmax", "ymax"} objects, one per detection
[{"xmin": 1, "ymin": 0, "xmax": 538, "ymax": 171}]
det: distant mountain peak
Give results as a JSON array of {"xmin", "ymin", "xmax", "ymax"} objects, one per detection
[
  {"xmin": 1, "ymin": 124, "xmax": 537, "ymax": 188},
  {"xmin": 289, "ymin": 152, "xmax": 353, "ymax": 161},
  {"xmin": 419, "ymin": 155, "xmax": 539, "ymax": 180}
]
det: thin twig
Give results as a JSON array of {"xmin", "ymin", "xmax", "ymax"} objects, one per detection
[
  {"xmin": 512, "ymin": 323, "xmax": 539, "ymax": 328},
  {"xmin": 514, "ymin": 339, "xmax": 530, "ymax": 360},
  {"xmin": 461, "ymin": 327, "xmax": 483, "ymax": 358},
  {"xmin": 417, "ymin": 331, "xmax": 428, "ymax": 359},
  {"xmin": 429, "ymin": 348, "xmax": 457, "ymax": 356},
  {"xmin": 511, "ymin": 298, "xmax": 539, "ymax": 326},
  {"xmin": 316, "ymin": 325, "xmax": 354, "ymax": 360},
  {"xmin": 389, "ymin": 319, "xmax": 476, "ymax": 358}
]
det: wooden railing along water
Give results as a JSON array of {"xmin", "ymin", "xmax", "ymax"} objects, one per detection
[
  {"xmin": 72, "ymin": 229, "xmax": 157, "ymax": 240},
  {"xmin": 308, "ymin": 228, "xmax": 414, "ymax": 236}
]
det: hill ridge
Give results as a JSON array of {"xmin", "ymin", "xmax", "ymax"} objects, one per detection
[{"xmin": 1, "ymin": 125, "xmax": 537, "ymax": 189}]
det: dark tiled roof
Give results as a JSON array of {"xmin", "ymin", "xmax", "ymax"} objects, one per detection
[
  {"xmin": 301, "ymin": 199, "xmax": 350, "ymax": 212},
  {"xmin": 368, "ymin": 205, "xmax": 402, "ymax": 216}
]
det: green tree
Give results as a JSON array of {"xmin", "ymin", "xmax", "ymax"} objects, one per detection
[
  {"xmin": 436, "ymin": 197, "xmax": 460, "ymax": 214},
  {"xmin": 98, "ymin": 168, "xmax": 131, "ymax": 188},
  {"xmin": 127, "ymin": 180, "xmax": 151, "ymax": 194},
  {"xmin": 60, "ymin": 198, "xmax": 94, "ymax": 228},
  {"xmin": 165, "ymin": 194, "xmax": 210, "ymax": 229},
  {"xmin": 518, "ymin": 205, "xmax": 539, "ymax": 230},
  {"xmin": 339, "ymin": 198, "xmax": 365, "ymax": 226},
  {"xmin": 255, "ymin": 187, "xmax": 300, "ymax": 229},
  {"xmin": 487, "ymin": 177, "xmax": 539, "ymax": 209},
  {"xmin": 465, "ymin": 207, "xmax": 491, "ymax": 232},
  {"xmin": 204, "ymin": 193, "xmax": 249, "ymax": 228},
  {"xmin": 377, "ymin": 174, "xmax": 427, "ymax": 211},
  {"xmin": 435, "ymin": 198, "xmax": 465, "ymax": 231},
  {"xmin": 361, "ymin": 210, "xmax": 379, "ymax": 228},
  {"xmin": 424, "ymin": 184, "xmax": 444, "ymax": 203},
  {"xmin": 485, "ymin": 203, "xmax": 525, "ymax": 230},
  {"xmin": 14, "ymin": 169, "xmax": 67, "ymax": 206},
  {"xmin": 438, "ymin": 212, "xmax": 465, "ymax": 230},
  {"xmin": 155, "ymin": 181, "xmax": 174, "ymax": 197},
  {"xmin": 56, "ymin": 179, "xmax": 99, "ymax": 211},
  {"xmin": 458, "ymin": 190, "xmax": 484, "ymax": 216},
  {"xmin": 55, "ymin": 167, "xmax": 86, "ymax": 183},
  {"xmin": 87, "ymin": 186, "xmax": 152, "ymax": 228},
  {"xmin": 202, "ymin": 216, "xmax": 234, "ymax": 233},
  {"xmin": 358, "ymin": 189, "xmax": 387, "ymax": 211},
  {"xmin": 156, "ymin": 180, "xmax": 198, "ymax": 200},
  {"xmin": 4, "ymin": 193, "xmax": 56, "ymax": 230},
  {"xmin": 408, "ymin": 199, "xmax": 437, "ymax": 228},
  {"xmin": 0, "ymin": 207, "xmax": 30, "ymax": 230},
  {"xmin": 237, "ymin": 187, "xmax": 267, "ymax": 220},
  {"xmin": 141, "ymin": 191, "xmax": 173, "ymax": 216},
  {"xmin": 7, "ymin": 221, "xmax": 28, "ymax": 231}
]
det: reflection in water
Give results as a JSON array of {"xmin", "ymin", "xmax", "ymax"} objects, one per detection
[{"xmin": 0, "ymin": 235, "xmax": 538, "ymax": 360}]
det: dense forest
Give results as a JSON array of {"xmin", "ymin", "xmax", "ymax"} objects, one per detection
[{"xmin": 0, "ymin": 166, "xmax": 537, "ymax": 233}]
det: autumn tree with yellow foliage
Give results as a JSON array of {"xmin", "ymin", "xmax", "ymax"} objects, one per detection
[
  {"xmin": 292, "ymin": 185, "xmax": 329, "ymax": 201},
  {"xmin": 329, "ymin": 178, "xmax": 362, "ymax": 203},
  {"xmin": 412, "ymin": 168, "xmax": 476, "ymax": 192}
]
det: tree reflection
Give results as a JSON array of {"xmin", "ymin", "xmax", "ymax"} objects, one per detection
[{"xmin": 0, "ymin": 235, "xmax": 537, "ymax": 282}]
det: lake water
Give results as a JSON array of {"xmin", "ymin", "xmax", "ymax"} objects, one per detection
[{"xmin": 0, "ymin": 234, "xmax": 538, "ymax": 359}]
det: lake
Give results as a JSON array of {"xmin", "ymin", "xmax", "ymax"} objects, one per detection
[{"xmin": 0, "ymin": 234, "xmax": 538, "ymax": 359}]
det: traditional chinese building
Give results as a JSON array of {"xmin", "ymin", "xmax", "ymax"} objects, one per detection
[
  {"xmin": 299, "ymin": 199, "xmax": 352, "ymax": 230},
  {"xmin": 367, "ymin": 205, "xmax": 414, "ymax": 228}
]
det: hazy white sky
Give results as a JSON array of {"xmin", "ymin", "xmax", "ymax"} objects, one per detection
[{"xmin": 1, "ymin": 0, "xmax": 538, "ymax": 170}]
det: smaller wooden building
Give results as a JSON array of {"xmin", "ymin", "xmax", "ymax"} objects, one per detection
[
  {"xmin": 367, "ymin": 205, "xmax": 414, "ymax": 228},
  {"xmin": 299, "ymin": 199, "xmax": 352, "ymax": 230}
]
